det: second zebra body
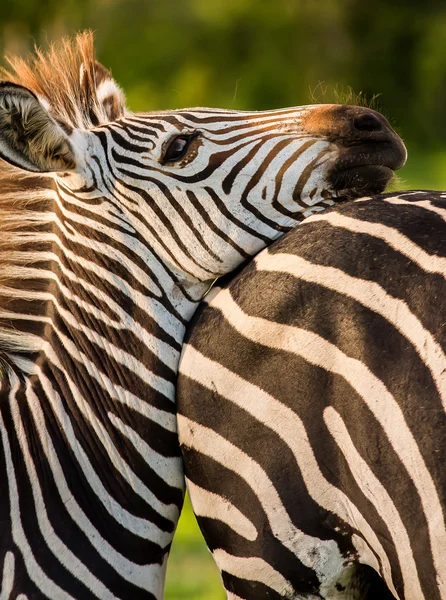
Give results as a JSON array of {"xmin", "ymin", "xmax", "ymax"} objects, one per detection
[{"xmin": 178, "ymin": 190, "xmax": 446, "ymax": 600}]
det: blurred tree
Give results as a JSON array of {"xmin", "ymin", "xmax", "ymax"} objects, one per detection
[{"xmin": 0, "ymin": 0, "xmax": 445, "ymax": 141}]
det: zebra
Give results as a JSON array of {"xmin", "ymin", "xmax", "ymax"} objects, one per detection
[
  {"xmin": 0, "ymin": 31, "xmax": 406, "ymax": 600},
  {"xmin": 178, "ymin": 189, "xmax": 446, "ymax": 600}
]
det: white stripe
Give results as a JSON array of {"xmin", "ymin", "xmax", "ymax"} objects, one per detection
[
  {"xmin": 48, "ymin": 319, "xmax": 175, "ymax": 401},
  {"xmin": 30, "ymin": 201, "xmax": 197, "ymax": 326},
  {"xmin": 0, "ymin": 305, "xmax": 177, "ymax": 402},
  {"xmin": 255, "ymin": 249, "xmax": 446, "ymax": 407},
  {"xmin": 0, "ymin": 552, "xmax": 15, "ymax": 600},
  {"xmin": 308, "ymin": 211, "xmax": 446, "ymax": 276},
  {"xmin": 62, "ymin": 174, "xmax": 235, "ymax": 278},
  {"xmin": 0, "ymin": 268, "xmax": 181, "ymax": 372},
  {"xmin": 349, "ymin": 534, "xmax": 380, "ymax": 576},
  {"xmin": 186, "ymin": 478, "xmax": 258, "ymax": 542},
  {"xmin": 5, "ymin": 341, "xmax": 176, "ymax": 434},
  {"xmin": 324, "ymin": 407, "xmax": 423, "ymax": 598},
  {"xmin": 384, "ymin": 196, "xmax": 446, "ymax": 221},
  {"xmin": 249, "ymin": 140, "xmax": 324, "ymax": 218},
  {"xmin": 93, "ymin": 140, "xmax": 218, "ymax": 280},
  {"xmin": 212, "ymin": 549, "xmax": 294, "ymax": 596},
  {"xmin": 208, "ymin": 289, "xmax": 446, "ymax": 594},
  {"xmin": 1, "ymin": 240, "xmax": 189, "ymax": 335},
  {"xmin": 181, "ymin": 414, "xmax": 336, "ymax": 578}
]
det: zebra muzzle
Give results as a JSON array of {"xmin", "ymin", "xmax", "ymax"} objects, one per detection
[{"xmin": 303, "ymin": 104, "xmax": 407, "ymax": 199}]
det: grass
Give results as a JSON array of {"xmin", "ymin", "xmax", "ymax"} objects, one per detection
[
  {"xmin": 165, "ymin": 149, "xmax": 446, "ymax": 599},
  {"xmin": 166, "ymin": 494, "xmax": 224, "ymax": 600}
]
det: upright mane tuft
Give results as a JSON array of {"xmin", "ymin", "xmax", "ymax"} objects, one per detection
[{"xmin": 0, "ymin": 31, "xmax": 126, "ymax": 130}]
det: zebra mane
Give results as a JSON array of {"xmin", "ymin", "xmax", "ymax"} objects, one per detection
[
  {"xmin": 0, "ymin": 31, "xmax": 127, "ymax": 130},
  {"xmin": 0, "ymin": 162, "xmax": 54, "ymax": 372},
  {"xmin": 0, "ymin": 32, "xmax": 131, "ymax": 374}
]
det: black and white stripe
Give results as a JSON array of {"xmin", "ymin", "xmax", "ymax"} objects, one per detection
[
  {"xmin": 0, "ymin": 34, "xmax": 407, "ymax": 599},
  {"xmin": 178, "ymin": 190, "xmax": 446, "ymax": 600}
]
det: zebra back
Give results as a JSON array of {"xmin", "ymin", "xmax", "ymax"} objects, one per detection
[{"xmin": 178, "ymin": 190, "xmax": 446, "ymax": 600}]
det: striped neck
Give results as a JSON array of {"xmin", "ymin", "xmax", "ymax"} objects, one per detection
[{"xmin": 0, "ymin": 170, "xmax": 211, "ymax": 599}]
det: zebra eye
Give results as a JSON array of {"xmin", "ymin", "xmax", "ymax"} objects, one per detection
[{"xmin": 162, "ymin": 133, "xmax": 197, "ymax": 164}]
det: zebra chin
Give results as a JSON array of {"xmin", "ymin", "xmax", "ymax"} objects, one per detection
[
  {"xmin": 329, "ymin": 137, "xmax": 407, "ymax": 201},
  {"xmin": 330, "ymin": 163, "xmax": 397, "ymax": 200}
]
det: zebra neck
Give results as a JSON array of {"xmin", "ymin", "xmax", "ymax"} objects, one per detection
[
  {"xmin": 0, "ymin": 170, "xmax": 212, "ymax": 598},
  {"xmin": 0, "ymin": 175, "xmax": 210, "ymax": 380}
]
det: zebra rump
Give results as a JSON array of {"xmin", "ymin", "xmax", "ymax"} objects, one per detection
[{"xmin": 178, "ymin": 190, "xmax": 446, "ymax": 600}]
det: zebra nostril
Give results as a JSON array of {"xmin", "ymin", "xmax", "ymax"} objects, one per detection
[{"xmin": 353, "ymin": 112, "xmax": 383, "ymax": 132}]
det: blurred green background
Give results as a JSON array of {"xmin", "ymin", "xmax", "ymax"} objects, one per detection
[{"xmin": 1, "ymin": 1, "xmax": 445, "ymax": 598}]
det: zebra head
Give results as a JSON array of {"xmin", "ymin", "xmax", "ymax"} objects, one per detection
[{"xmin": 0, "ymin": 33, "xmax": 406, "ymax": 284}]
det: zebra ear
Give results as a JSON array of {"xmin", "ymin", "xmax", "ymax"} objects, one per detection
[
  {"xmin": 0, "ymin": 81, "xmax": 77, "ymax": 173},
  {"xmin": 93, "ymin": 61, "xmax": 126, "ymax": 122}
]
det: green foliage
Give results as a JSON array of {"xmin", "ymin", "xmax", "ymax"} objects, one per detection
[
  {"xmin": 1, "ymin": 1, "xmax": 446, "ymax": 146},
  {"xmin": 398, "ymin": 147, "xmax": 446, "ymax": 190}
]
